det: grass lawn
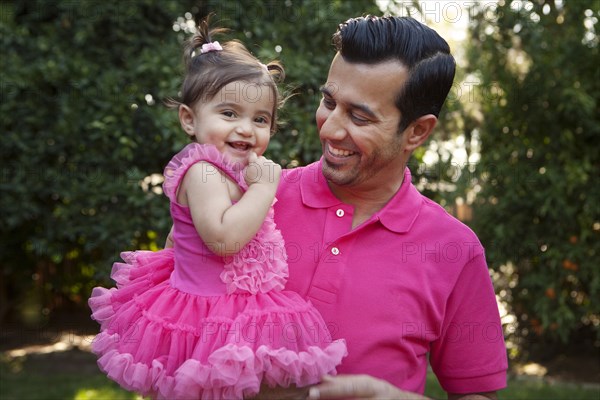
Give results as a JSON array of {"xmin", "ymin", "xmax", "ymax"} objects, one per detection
[
  {"xmin": 0, "ymin": 350, "xmax": 140, "ymax": 400},
  {"xmin": 1, "ymin": 349, "xmax": 598, "ymax": 399},
  {"xmin": 425, "ymin": 372, "xmax": 599, "ymax": 399}
]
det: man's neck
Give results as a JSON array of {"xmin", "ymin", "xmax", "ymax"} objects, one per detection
[{"xmin": 328, "ymin": 173, "xmax": 406, "ymax": 229}]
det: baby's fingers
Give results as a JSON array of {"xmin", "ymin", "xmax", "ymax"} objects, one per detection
[{"xmin": 247, "ymin": 151, "xmax": 258, "ymax": 164}]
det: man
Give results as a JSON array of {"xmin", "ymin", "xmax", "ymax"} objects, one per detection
[{"xmin": 269, "ymin": 15, "xmax": 507, "ymax": 399}]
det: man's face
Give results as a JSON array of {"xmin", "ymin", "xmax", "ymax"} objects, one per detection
[{"xmin": 316, "ymin": 54, "xmax": 411, "ymax": 192}]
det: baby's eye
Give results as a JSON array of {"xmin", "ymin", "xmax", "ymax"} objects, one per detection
[
  {"xmin": 222, "ymin": 110, "xmax": 236, "ymax": 118},
  {"xmin": 255, "ymin": 116, "xmax": 269, "ymax": 124}
]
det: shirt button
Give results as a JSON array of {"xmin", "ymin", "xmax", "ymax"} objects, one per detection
[
  {"xmin": 331, "ymin": 247, "xmax": 340, "ymax": 255},
  {"xmin": 336, "ymin": 209, "xmax": 345, "ymax": 217}
]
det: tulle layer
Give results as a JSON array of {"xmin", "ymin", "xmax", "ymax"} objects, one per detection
[
  {"xmin": 93, "ymin": 334, "xmax": 347, "ymax": 400},
  {"xmin": 89, "ymin": 249, "xmax": 347, "ymax": 399}
]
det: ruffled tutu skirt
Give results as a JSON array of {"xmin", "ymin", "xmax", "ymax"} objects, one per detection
[{"xmin": 89, "ymin": 249, "xmax": 347, "ymax": 399}]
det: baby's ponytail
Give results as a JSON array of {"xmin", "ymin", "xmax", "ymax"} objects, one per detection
[{"xmin": 183, "ymin": 14, "xmax": 227, "ymax": 68}]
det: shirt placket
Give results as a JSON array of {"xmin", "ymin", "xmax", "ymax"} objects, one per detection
[{"xmin": 306, "ymin": 205, "xmax": 354, "ymax": 306}]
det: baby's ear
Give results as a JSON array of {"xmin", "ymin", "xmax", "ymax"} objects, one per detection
[{"xmin": 179, "ymin": 105, "xmax": 196, "ymax": 137}]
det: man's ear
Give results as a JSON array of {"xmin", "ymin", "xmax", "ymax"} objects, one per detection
[
  {"xmin": 179, "ymin": 104, "xmax": 196, "ymax": 137},
  {"xmin": 404, "ymin": 114, "xmax": 437, "ymax": 152}
]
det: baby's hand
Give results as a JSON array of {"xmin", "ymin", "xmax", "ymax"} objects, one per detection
[{"xmin": 244, "ymin": 152, "xmax": 281, "ymax": 189}]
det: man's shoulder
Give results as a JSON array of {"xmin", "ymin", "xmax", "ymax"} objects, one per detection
[{"xmin": 417, "ymin": 194, "xmax": 482, "ymax": 244}]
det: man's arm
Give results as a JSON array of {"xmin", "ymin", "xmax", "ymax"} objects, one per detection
[{"xmin": 164, "ymin": 225, "xmax": 174, "ymax": 248}]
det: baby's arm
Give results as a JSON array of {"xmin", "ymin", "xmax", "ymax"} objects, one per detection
[{"xmin": 182, "ymin": 153, "xmax": 281, "ymax": 256}]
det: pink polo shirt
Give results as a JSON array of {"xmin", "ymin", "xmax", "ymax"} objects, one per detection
[{"xmin": 274, "ymin": 160, "xmax": 507, "ymax": 394}]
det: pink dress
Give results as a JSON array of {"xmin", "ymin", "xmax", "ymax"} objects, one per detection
[{"xmin": 88, "ymin": 143, "xmax": 347, "ymax": 400}]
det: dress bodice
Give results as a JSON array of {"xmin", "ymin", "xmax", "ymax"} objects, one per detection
[{"xmin": 162, "ymin": 143, "xmax": 288, "ymax": 296}]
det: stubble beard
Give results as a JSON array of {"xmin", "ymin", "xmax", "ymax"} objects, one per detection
[
  {"xmin": 322, "ymin": 159, "xmax": 359, "ymax": 187},
  {"xmin": 322, "ymin": 131, "xmax": 404, "ymax": 188}
]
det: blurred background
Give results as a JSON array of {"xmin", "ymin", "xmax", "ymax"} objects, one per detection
[{"xmin": 1, "ymin": 0, "xmax": 599, "ymax": 398}]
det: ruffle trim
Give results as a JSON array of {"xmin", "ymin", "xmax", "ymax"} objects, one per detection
[
  {"xmin": 162, "ymin": 143, "xmax": 247, "ymax": 203},
  {"xmin": 221, "ymin": 206, "xmax": 288, "ymax": 294},
  {"xmin": 93, "ymin": 331, "xmax": 347, "ymax": 400}
]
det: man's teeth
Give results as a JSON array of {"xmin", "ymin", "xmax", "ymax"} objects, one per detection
[{"xmin": 329, "ymin": 144, "xmax": 355, "ymax": 157}]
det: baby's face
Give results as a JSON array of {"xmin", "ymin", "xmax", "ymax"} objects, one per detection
[{"xmin": 185, "ymin": 80, "xmax": 274, "ymax": 166}]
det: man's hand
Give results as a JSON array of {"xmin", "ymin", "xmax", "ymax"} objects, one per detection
[
  {"xmin": 249, "ymin": 375, "xmax": 498, "ymax": 400},
  {"xmin": 307, "ymin": 375, "xmax": 429, "ymax": 399},
  {"xmin": 248, "ymin": 383, "xmax": 309, "ymax": 400},
  {"xmin": 448, "ymin": 392, "xmax": 498, "ymax": 400}
]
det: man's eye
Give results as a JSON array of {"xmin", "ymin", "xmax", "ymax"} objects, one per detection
[
  {"xmin": 322, "ymin": 98, "xmax": 335, "ymax": 109},
  {"xmin": 351, "ymin": 114, "xmax": 369, "ymax": 124}
]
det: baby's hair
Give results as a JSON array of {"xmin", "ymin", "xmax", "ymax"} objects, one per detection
[{"xmin": 168, "ymin": 15, "xmax": 285, "ymax": 134}]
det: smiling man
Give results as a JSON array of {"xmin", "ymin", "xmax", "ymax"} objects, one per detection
[{"xmin": 271, "ymin": 15, "xmax": 508, "ymax": 399}]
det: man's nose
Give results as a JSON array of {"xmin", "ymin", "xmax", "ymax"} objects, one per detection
[{"xmin": 320, "ymin": 109, "xmax": 347, "ymax": 140}]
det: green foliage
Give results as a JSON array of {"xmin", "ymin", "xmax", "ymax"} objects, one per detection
[
  {"xmin": 466, "ymin": 1, "xmax": 600, "ymax": 351},
  {"xmin": 0, "ymin": 0, "xmax": 382, "ymax": 322},
  {"xmin": 0, "ymin": 0, "xmax": 194, "ymax": 321}
]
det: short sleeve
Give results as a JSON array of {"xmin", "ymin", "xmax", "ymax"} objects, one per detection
[
  {"xmin": 162, "ymin": 143, "xmax": 243, "ymax": 203},
  {"xmin": 430, "ymin": 252, "xmax": 508, "ymax": 393}
]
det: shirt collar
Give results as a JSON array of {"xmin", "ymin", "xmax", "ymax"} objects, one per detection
[
  {"xmin": 300, "ymin": 159, "xmax": 422, "ymax": 233},
  {"xmin": 300, "ymin": 159, "xmax": 342, "ymax": 208}
]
